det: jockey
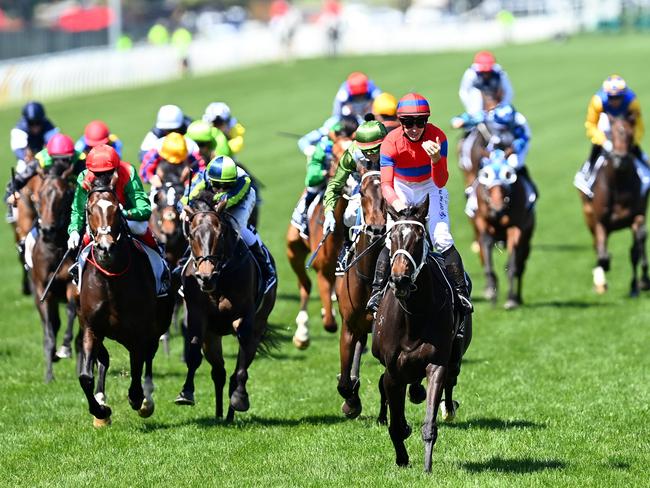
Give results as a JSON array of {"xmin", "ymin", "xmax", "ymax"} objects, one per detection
[
  {"xmin": 75, "ymin": 120, "xmax": 123, "ymax": 158},
  {"xmin": 323, "ymin": 120, "xmax": 388, "ymax": 271},
  {"xmin": 139, "ymin": 104, "xmax": 196, "ymax": 161},
  {"xmin": 202, "ymin": 102, "xmax": 246, "ymax": 155},
  {"xmin": 11, "ymin": 101, "xmax": 59, "ymax": 170},
  {"xmin": 332, "ymin": 72, "xmax": 382, "ymax": 119},
  {"xmin": 584, "ymin": 74, "xmax": 647, "ymax": 173},
  {"xmin": 186, "ymin": 120, "xmax": 232, "ymax": 168},
  {"xmin": 372, "ymin": 93, "xmax": 400, "ymax": 133},
  {"xmin": 459, "ymin": 51, "xmax": 514, "ymax": 117},
  {"xmin": 180, "ymin": 156, "xmax": 276, "ymax": 292},
  {"xmin": 297, "ymin": 115, "xmax": 359, "ymax": 236},
  {"xmin": 140, "ymin": 132, "xmax": 196, "ymax": 188},
  {"xmin": 298, "ymin": 115, "xmax": 344, "ymax": 159},
  {"xmin": 367, "ymin": 93, "xmax": 472, "ymax": 314}
]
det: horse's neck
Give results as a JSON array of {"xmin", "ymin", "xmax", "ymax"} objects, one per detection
[{"xmin": 355, "ymin": 233, "xmax": 380, "ymax": 280}]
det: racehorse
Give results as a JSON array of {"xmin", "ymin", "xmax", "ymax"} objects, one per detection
[
  {"xmin": 475, "ymin": 151, "xmax": 535, "ymax": 309},
  {"xmin": 335, "ymin": 170, "xmax": 385, "ymax": 418},
  {"xmin": 372, "ymin": 197, "xmax": 471, "ymax": 472},
  {"xmin": 287, "ymin": 139, "xmax": 350, "ymax": 348},
  {"xmin": 77, "ymin": 185, "xmax": 173, "ymax": 427},
  {"xmin": 176, "ymin": 194, "xmax": 277, "ymax": 421},
  {"xmin": 30, "ymin": 168, "xmax": 77, "ymax": 382},
  {"xmin": 580, "ymin": 115, "xmax": 650, "ymax": 295}
]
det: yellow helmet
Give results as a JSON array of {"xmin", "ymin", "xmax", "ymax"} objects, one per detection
[
  {"xmin": 159, "ymin": 132, "xmax": 188, "ymax": 164},
  {"xmin": 372, "ymin": 92, "xmax": 398, "ymax": 117},
  {"xmin": 602, "ymin": 74, "xmax": 627, "ymax": 97}
]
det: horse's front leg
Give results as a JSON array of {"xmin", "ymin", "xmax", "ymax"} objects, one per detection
[
  {"xmin": 37, "ymin": 297, "xmax": 61, "ymax": 383},
  {"xmin": 504, "ymin": 226, "xmax": 522, "ymax": 310},
  {"xmin": 479, "ymin": 230, "xmax": 498, "ymax": 303},
  {"xmin": 337, "ymin": 322, "xmax": 363, "ymax": 419},
  {"xmin": 593, "ymin": 221, "xmax": 609, "ymax": 293},
  {"xmin": 127, "ymin": 348, "xmax": 145, "ymax": 411},
  {"xmin": 317, "ymin": 270, "xmax": 337, "ymax": 333},
  {"xmin": 286, "ymin": 226, "xmax": 311, "ymax": 349},
  {"xmin": 636, "ymin": 215, "xmax": 650, "ymax": 291},
  {"xmin": 175, "ymin": 301, "xmax": 204, "ymax": 406},
  {"xmin": 226, "ymin": 315, "xmax": 257, "ymax": 422},
  {"xmin": 422, "ymin": 364, "xmax": 447, "ymax": 473},
  {"xmin": 57, "ymin": 284, "xmax": 77, "ymax": 360},
  {"xmin": 203, "ymin": 329, "xmax": 226, "ymax": 419},
  {"xmin": 384, "ymin": 371, "xmax": 410, "ymax": 467},
  {"xmin": 78, "ymin": 325, "xmax": 111, "ymax": 422},
  {"xmin": 630, "ymin": 215, "xmax": 647, "ymax": 297},
  {"xmin": 138, "ymin": 355, "xmax": 155, "ymax": 418}
]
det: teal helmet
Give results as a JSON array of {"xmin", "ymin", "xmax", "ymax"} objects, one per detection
[
  {"xmin": 355, "ymin": 120, "xmax": 387, "ymax": 151},
  {"xmin": 206, "ymin": 155, "xmax": 237, "ymax": 185}
]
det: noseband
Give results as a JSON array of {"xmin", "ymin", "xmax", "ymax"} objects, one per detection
[
  {"xmin": 187, "ymin": 210, "xmax": 231, "ymax": 277},
  {"xmin": 85, "ymin": 187, "xmax": 124, "ymax": 244},
  {"xmin": 389, "ymin": 219, "xmax": 429, "ymax": 284}
]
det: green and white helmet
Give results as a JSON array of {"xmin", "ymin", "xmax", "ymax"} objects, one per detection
[{"xmin": 355, "ymin": 120, "xmax": 387, "ymax": 151}]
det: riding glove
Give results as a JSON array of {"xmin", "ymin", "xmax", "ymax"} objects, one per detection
[
  {"xmin": 323, "ymin": 210, "xmax": 336, "ymax": 234},
  {"xmin": 602, "ymin": 140, "xmax": 613, "ymax": 153},
  {"xmin": 67, "ymin": 231, "xmax": 80, "ymax": 250}
]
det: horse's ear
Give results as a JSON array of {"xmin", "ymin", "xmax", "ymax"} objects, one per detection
[
  {"xmin": 109, "ymin": 170, "xmax": 119, "ymax": 189},
  {"xmin": 387, "ymin": 203, "xmax": 399, "ymax": 221},
  {"xmin": 61, "ymin": 162, "xmax": 75, "ymax": 180},
  {"xmin": 415, "ymin": 195, "xmax": 429, "ymax": 222},
  {"xmin": 214, "ymin": 196, "xmax": 228, "ymax": 214},
  {"xmin": 183, "ymin": 205, "xmax": 194, "ymax": 220}
]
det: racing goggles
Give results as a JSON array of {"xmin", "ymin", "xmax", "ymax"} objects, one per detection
[
  {"xmin": 361, "ymin": 146, "xmax": 381, "ymax": 156},
  {"xmin": 399, "ymin": 116, "xmax": 428, "ymax": 129}
]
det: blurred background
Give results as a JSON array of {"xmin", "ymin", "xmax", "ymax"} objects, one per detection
[{"xmin": 1, "ymin": 0, "xmax": 650, "ymax": 105}]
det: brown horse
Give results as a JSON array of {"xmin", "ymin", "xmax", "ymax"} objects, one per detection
[
  {"xmin": 580, "ymin": 115, "xmax": 650, "ymax": 295},
  {"xmin": 175, "ymin": 195, "xmax": 277, "ymax": 421},
  {"xmin": 475, "ymin": 151, "xmax": 535, "ymax": 309},
  {"xmin": 372, "ymin": 197, "xmax": 471, "ymax": 471},
  {"xmin": 287, "ymin": 139, "xmax": 351, "ymax": 348},
  {"xmin": 78, "ymin": 186, "xmax": 173, "ymax": 427},
  {"xmin": 335, "ymin": 170, "xmax": 386, "ymax": 418},
  {"xmin": 31, "ymin": 169, "xmax": 78, "ymax": 382}
]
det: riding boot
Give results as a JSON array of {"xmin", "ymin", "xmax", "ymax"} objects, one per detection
[
  {"xmin": 442, "ymin": 245, "xmax": 473, "ymax": 315},
  {"xmin": 587, "ymin": 144, "xmax": 602, "ymax": 175},
  {"xmin": 632, "ymin": 145, "xmax": 650, "ymax": 168},
  {"xmin": 335, "ymin": 238, "xmax": 352, "ymax": 275},
  {"xmin": 366, "ymin": 246, "xmax": 390, "ymax": 313},
  {"xmin": 68, "ymin": 261, "xmax": 79, "ymax": 286},
  {"xmin": 517, "ymin": 166, "xmax": 539, "ymax": 201},
  {"xmin": 300, "ymin": 190, "xmax": 319, "ymax": 238},
  {"xmin": 249, "ymin": 242, "xmax": 277, "ymax": 293}
]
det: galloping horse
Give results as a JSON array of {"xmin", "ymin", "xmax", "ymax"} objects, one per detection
[
  {"xmin": 78, "ymin": 185, "xmax": 173, "ymax": 427},
  {"xmin": 372, "ymin": 198, "xmax": 471, "ymax": 472},
  {"xmin": 335, "ymin": 170, "xmax": 385, "ymax": 418},
  {"xmin": 287, "ymin": 139, "xmax": 350, "ymax": 348},
  {"xmin": 580, "ymin": 115, "xmax": 650, "ymax": 295},
  {"xmin": 475, "ymin": 151, "xmax": 535, "ymax": 309},
  {"xmin": 31, "ymin": 168, "xmax": 77, "ymax": 382},
  {"xmin": 176, "ymin": 195, "xmax": 277, "ymax": 421}
]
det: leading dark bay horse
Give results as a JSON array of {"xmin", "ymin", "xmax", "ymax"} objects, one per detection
[
  {"xmin": 31, "ymin": 169, "xmax": 77, "ymax": 382},
  {"xmin": 335, "ymin": 170, "xmax": 385, "ymax": 418},
  {"xmin": 580, "ymin": 115, "xmax": 650, "ymax": 295},
  {"xmin": 372, "ymin": 197, "xmax": 471, "ymax": 472},
  {"xmin": 176, "ymin": 194, "xmax": 277, "ymax": 421},
  {"xmin": 475, "ymin": 151, "xmax": 535, "ymax": 309},
  {"xmin": 78, "ymin": 185, "xmax": 174, "ymax": 427}
]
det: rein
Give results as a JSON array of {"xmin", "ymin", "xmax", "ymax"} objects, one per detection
[{"xmin": 86, "ymin": 242, "xmax": 132, "ymax": 277}]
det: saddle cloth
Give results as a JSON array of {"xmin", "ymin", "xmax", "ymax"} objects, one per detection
[{"xmin": 574, "ymin": 156, "xmax": 650, "ymax": 199}]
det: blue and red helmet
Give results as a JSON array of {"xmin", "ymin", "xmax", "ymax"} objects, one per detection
[{"xmin": 396, "ymin": 93, "xmax": 430, "ymax": 117}]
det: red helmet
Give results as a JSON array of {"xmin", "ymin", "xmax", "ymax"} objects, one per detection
[
  {"xmin": 473, "ymin": 50, "xmax": 496, "ymax": 73},
  {"xmin": 84, "ymin": 120, "xmax": 110, "ymax": 147},
  {"xmin": 86, "ymin": 144, "xmax": 120, "ymax": 172},
  {"xmin": 346, "ymin": 72, "xmax": 369, "ymax": 97},
  {"xmin": 46, "ymin": 133, "xmax": 75, "ymax": 157},
  {"xmin": 396, "ymin": 93, "xmax": 430, "ymax": 117}
]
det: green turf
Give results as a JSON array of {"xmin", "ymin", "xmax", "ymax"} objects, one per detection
[{"xmin": 0, "ymin": 34, "xmax": 649, "ymax": 487}]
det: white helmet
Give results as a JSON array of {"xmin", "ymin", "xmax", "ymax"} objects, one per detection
[
  {"xmin": 156, "ymin": 104, "xmax": 184, "ymax": 130},
  {"xmin": 203, "ymin": 102, "xmax": 231, "ymax": 124}
]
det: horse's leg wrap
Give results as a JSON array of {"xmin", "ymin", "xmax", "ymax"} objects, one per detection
[{"xmin": 442, "ymin": 246, "xmax": 473, "ymax": 314}]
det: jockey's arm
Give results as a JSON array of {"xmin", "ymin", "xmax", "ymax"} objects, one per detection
[
  {"xmin": 379, "ymin": 143, "xmax": 400, "ymax": 206},
  {"xmin": 122, "ymin": 166, "xmax": 152, "ymax": 221},
  {"xmin": 213, "ymin": 129, "xmax": 232, "ymax": 157},
  {"xmin": 511, "ymin": 115, "xmax": 531, "ymax": 155},
  {"xmin": 499, "ymin": 69, "xmax": 514, "ymax": 105},
  {"xmin": 323, "ymin": 148, "xmax": 355, "ymax": 213},
  {"xmin": 10, "ymin": 127, "xmax": 28, "ymax": 160},
  {"xmin": 179, "ymin": 173, "xmax": 206, "ymax": 209},
  {"xmin": 68, "ymin": 173, "xmax": 88, "ymax": 235},
  {"xmin": 585, "ymin": 95, "xmax": 607, "ymax": 145},
  {"xmin": 304, "ymin": 143, "xmax": 328, "ymax": 187},
  {"xmin": 139, "ymin": 149, "xmax": 160, "ymax": 183},
  {"xmin": 430, "ymin": 131, "xmax": 449, "ymax": 188},
  {"xmin": 629, "ymin": 98, "xmax": 645, "ymax": 146},
  {"xmin": 459, "ymin": 69, "xmax": 483, "ymax": 115}
]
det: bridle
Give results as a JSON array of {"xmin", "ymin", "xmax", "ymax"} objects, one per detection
[
  {"xmin": 186, "ymin": 210, "xmax": 232, "ymax": 278},
  {"xmin": 389, "ymin": 219, "xmax": 429, "ymax": 285},
  {"xmin": 85, "ymin": 186, "xmax": 124, "ymax": 245},
  {"xmin": 37, "ymin": 176, "xmax": 74, "ymax": 234}
]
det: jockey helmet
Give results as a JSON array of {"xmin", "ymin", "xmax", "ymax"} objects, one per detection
[
  {"xmin": 86, "ymin": 144, "xmax": 120, "ymax": 173},
  {"xmin": 22, "ymin": 101, "xmax": 46, "ymax": 124},
  {"xmin": 203, "ymin": 102, "xmax": 231, "ymax": 124},
  {"xmin": 46, "ymin": 134, "xmax": 75, "ymax": 158},
  {"xmin": 355, "ymin": 121, "xmax": 387, "ymax": 151},
  {"xmin": 491, "ymin": 104, "xmax": 516, "ymax": 128},
  {"xmin": 156, "ymin": 104, "xmax": 184, "ymax": 130},
  {"xmin": 346, "ymin": 72, "xmax": 369, "ymax": 97},
  {"xmin": 207, "ymin": 156, "xmax": 237, "ymax": 184},
  {"xmin": 396, "ymin": 93, "xmax": 430, "ymax": 117},
  {"xmin": 472, "ymin": 50, "xmax": 496, "ymax": 73},
  {"xmin": 602, "ymin": 75, "xmax": 627, "ymax": 97},
  {"xmin": 186, "ymin": 121, "xmax": 217, "ymax": 150},
  {"xmin": 84, "ymin": 120, "xmax": 110, "ymax": 147},
  {"xmin": 372, "ymin": 92, "xmax": 398, "ymax": 116},
  {"xmin": 160, "ymin": 132, "xmax": 188, "ymax": 164},
  {"xmin": 333, "ymin": 115, "xmax": 360, "ymax": 138}
]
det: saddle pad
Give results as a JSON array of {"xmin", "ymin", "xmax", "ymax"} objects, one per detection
[{"xmin": 290, "ymin": 190, "xmax": 324, "ymax": 232}]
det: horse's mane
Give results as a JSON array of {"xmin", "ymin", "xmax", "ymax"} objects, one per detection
[{"xmin": 189, "ymin": 190, "xmax": 217, "ymax": 212}]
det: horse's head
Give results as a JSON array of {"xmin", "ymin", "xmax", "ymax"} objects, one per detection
[
  {"xmin": 359, "ymin": 170, "xmax": 386, "ymax": 238},
  {"xmin": 608, "ymin": 115, "xmax": 635, "ymax": 169},
  {"xmin": 36, "ymin": 174, "xmax": 74, "ymax": 243},
  {"xmin": 477, "ymin": 150, "xmax": 517, "ymax": 218},
  {"xmin": 86, "ymin": 185, "xmax": 122, "ymax": 252},
  {"xmin": 386, "ymin": 196, "xmax": 429, "ymax": 299},
  {"xmin": 151, "ymin": 183, "xmax": 183, "ymax": 243},
  {"xmin": 157, "ymin": 160, "xmax": 191, "ymax": 188},
  {"xmin": 184, "ymin": 196, "xmax": 234, "ymax": 293}
]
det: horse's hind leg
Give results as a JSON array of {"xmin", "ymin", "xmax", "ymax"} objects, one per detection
[
  {"xmin": 337, "ymin": 325, "xmax": 363, "ymax": 419},
  {"xmin": 227, "ymin": 317, "xmax": 257, "ymax": 421},
  {"xmin": 377, "ymin": 373, "xmax": 387, "ymax": 425},
  {"xmin": 203, "ymin": 331, "xmax": 226, "ymax": 419},
  {"xmin": 78, "ymin": 327, "xmax": 111, "ymax": 422},
  {"xmin": 138, "ymin": 355, "xmax": 155, "ymax": 418},
  {"xmin": 637, "ymin": 218, "xmax": 650, "ymax": 290},
  {"xmin": 593, "ymin": 222, "xmax": 610, "ymax": 293},
  {"xmin": 57, "ymin": 287, "xmax": 76, "ymax": 360},
  {"xmin": 384, "ymin": 371, "xmax": 410, "ymax": 467},
  {"xmin": 317, "ymin": 271, "xmax": 337, "ymax": 333},
  {"xmin": 127, "ymin": 349, "xmax": 145, "ymax": 411},
  {"xmin": 287, "ymin": 229, "xmax": 311, "ymax": 348},
  {"xmin": 422, "ymin": 364, "xmax": 447, "ymax": 473},
  {"xmin": 38, "ymin": 298, "xmax": 60, "ymax": 383},
  {"xmin": 441, "ymin": 327, "xmax": 465, "ymax": 422},
  {"xmin": 630, "ymin": 216, "xmax": 647, "ymax": 296},
  {"xmin": 479, "ymin": 231, "xmax": 498, "ymax": 304},
  {"xmin": 175, "ymin": 313, "xmax": 204, "ymax": 405}
]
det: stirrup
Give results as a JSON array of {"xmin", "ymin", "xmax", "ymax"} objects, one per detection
[
  {"xmin": 366, "ymin": 290, "xmax": 383, "ymax": 313},
  {"xmin": 68, "ymin": 262, "xmax": 79, "ymax": 286},
  {"xmin": 456, "ymin": 293, "xmax": 473, "ymax": 314}
]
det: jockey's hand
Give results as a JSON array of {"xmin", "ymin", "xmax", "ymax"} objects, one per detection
[
  {"xmin": 67, "ymin": 231, "xmax": 80, "ymax": 250},
  {"xmin": 451, "ymin": 117, "xmax": 465, "ymax": 129},
  {"xmin": 303, "ymin": 145, "xmax": 316, "ymax": 159},
  {"xmin": 422, "ymin": 138, "xmax": 442, "ymax": 164},
  {"xmin": 6, "ymin": 192, "xmax": 20, "ymax": 206},
  {"xmin": 323, "ymin": 210, "xmax": 336, "ymax": 234},
  {"xmin": 149, "ymin": 174, "xmax": 162, "ymax": 188},
  {"xmin": 602, "ymin": 140, "xmax": 613, "ymax": 153},
  {"xmin": 392, "ymin": 199, "xmax": 407, "ymax": 212}
]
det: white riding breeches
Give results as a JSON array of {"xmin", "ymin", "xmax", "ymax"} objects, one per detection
[
  {"xmin": 228, "ymin": 187, "xmax": 256, "ymax": 232},
  {"xmin": 507, "ymin": 146, "xmax": 528, "ymax": 170},
  {"xmin": 344, "ymin": 194, "xmax": 360, "ymax": 228},
  {"xmin": 459, "ymin": 130, "xmax": 478, "ymax": 171},
  {"xmin": 387, "ymin": 179, "xmax": 454, "ymax": 253}
]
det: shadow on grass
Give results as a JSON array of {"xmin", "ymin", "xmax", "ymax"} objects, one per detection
[
  {"xmin": 275, "ymin": 293, "xmax": 302, "ymax": 303},
  {"xmin": 534, "ymin": 243, "xmax": 590, "ymax": 253},
  {"xmin": 461, "ymin": 456, "xmax": 566, "ymax": 474},
  {"xmin": 141, "ymin": 413, "xmax": 348, "ymax": 431},
  {"xmin": 526, "ymin": 299, "xmax": 604, "ymax": 309},
  {"xmin": 442, "ymin": 417, "xmax": 545, "ymax": 430}
]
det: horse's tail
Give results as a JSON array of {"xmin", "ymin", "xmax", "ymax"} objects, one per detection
[{"xmin": 256, "ymin": 322, "xmax": 283, "ymax": 358}]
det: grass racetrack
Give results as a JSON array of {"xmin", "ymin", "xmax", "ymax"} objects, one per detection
[{"xmin": 0, "ymin": 34, "xmax": 648, "ymax": 486}]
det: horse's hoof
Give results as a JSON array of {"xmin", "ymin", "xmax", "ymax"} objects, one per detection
[
  {"xmin": 594, "ymin": 284, "xmax": 608, "ymax": 294},
  {"xmin": 55, "ymin": 345, "xmax": 72, "ymax": 360},
  {"xmin": 504, "ymin": 299, "xmax": 519, "ymax": 310},
  {"xmin": 593, "ymin": 267, "xmax": 607, "ymax": 294},
  {"xmin": 292, "ymin": 335, "xmax": 310, "ymax": 350},
  {"xmin": 323, "ymin": 322, "xmax": 337, "ymax": 334},
  {"xmin": 138, "ymin": 398, "xmax": 155, "ymax": 418},
  {"xmin": 408, "ymin": 383, "xmax": 427, "ymax": 404},
  {"xmin": 174, "ymin": 391, "xmax": 195, "ymax": 406},
  {"xmin": 128, "ymin": 395, "xmax": 144, "ymax": 411},
  {"xmin": 630, "ymin": 288, "xmax": 640, "ymax": 298},
  {"xmin": 396, "ymin": 455, "xmax": 410, "ymax": 468},
  {"xmin": 639, "ymin": 278, "xmax": 650, "ymax": 291},
  {"xmin": 441, "ymin": 400, "xmax": 459, "ymax": 422},
  {"xmin": 341, "ymin": 399, "xmax": 362, "ymax": 419},
  {"xmin": 230, "ymin": 390, "xmax": 250, "ymax": 412},
  {"xmin": 484, "ymin": 287, "xmax": 497, "ymax": 303},
  {"xmin": 93, "ymin": 416, "xmax": 112, "ymax": 428}
]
